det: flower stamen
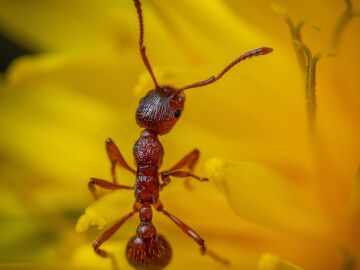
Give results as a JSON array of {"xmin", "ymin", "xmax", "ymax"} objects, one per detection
[
  {"xmin": 332, "ymin": 0, "xmax": 360, "ymax": 49},
  {"xmin": 341, "ymin": 248, "xmax": 358, "ymax": 270},
  {"xmin": 273, "ymin": 4, "xmax": 335, "ymax": 134},
  {"xmin": 294, "ymin": 40, "xmax": 335, "ymax": 133},
  {"xmin": 271, "ymin": 4, "xmax": 320, "ymax": 75}
]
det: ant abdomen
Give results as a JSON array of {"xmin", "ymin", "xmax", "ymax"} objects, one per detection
[{"xmin": 126, "ymin": 234, "xmax": 172, "ymax": 270}]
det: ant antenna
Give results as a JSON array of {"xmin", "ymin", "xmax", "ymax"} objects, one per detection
[
  {"xmin": 177, "ymin": 47, "xmax": 273, "ymax": 92},
  {"xmin": 133, "ymin": 0, "xmax": 160, "ymax": 89}
]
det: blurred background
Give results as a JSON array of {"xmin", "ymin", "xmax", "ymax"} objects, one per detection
[{"xmin": 0, "ymin": 0, "xmax": 359, "ymax": 269}]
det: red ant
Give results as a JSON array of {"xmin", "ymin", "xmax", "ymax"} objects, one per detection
[{"xmin": 87, "ymin": 0, "xmax": 273, "ymax": 269}]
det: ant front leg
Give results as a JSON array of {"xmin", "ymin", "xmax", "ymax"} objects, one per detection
[
  {"xmin": 88, "ymin": 177, "xmax": 133, "ymax": 200},
  {"xmin": 93, "ymin": 210, "xmax": 137, "ymax": 270},
  {"xmin": 154, "ymin": 201, "xmax": 229, "ymax": 265},
  {"xmin": 161, "ymin": 149, "xmax": 206, "ymax": 189},
  {"xmin": 106, "ymin": 138, "xmax": 136, "ymax": 183}
]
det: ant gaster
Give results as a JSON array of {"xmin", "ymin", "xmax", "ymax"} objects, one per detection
[{"xmin": 87, "ymin": 0, "xmax": 273, "ymax": 269}]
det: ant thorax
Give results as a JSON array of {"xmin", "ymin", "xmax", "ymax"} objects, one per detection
[{"xmin": 135, "ymin": 87, "xmax": 185, "ymax": 135}]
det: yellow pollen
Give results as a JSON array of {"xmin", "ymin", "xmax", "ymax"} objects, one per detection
[
  {"xmin": 75, "ymin": 208, "xmax": 107, "ymax": 233},
  {"xmin": 204, "ymin": 157, "xmax": 229, "ymax": 182}
]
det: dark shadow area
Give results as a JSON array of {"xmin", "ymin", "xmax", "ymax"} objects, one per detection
[{"xmin": 0, "ymin": 32, "xmax": 33, "ymax": 72}]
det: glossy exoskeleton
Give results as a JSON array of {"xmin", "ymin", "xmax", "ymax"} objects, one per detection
[{"xmin": 87, "ymin": 1, "xmax": 273, "ymax": 269}]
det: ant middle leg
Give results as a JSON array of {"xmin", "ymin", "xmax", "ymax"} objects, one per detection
[
  {"xmin": 161, "ymin": 149, "xmax": 206, "ymax": 189},
  {"xmin": 160, "ymin": 171, "xmax": 208, "ymax": 189},
  {"xmin": 167, "ymin": 149, "xmax": 200, "ymax": 171},
  {"xmin": 106, "ymin": 138, "xmax": 136, "ymax": 183},
  {"xmin": 154, "ymin": 201, "xmax": 229, "ymax": 265},
  {"xmin": 88, "ymin": 177, "xmax": 133, "ymax": 200},
  {"xmin": 93, "ymin": 209, "xmax": 137, "ymax": 270}
]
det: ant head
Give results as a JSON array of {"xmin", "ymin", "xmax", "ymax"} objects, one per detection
[
  {"xmin": 133, "ymin": 0, "xmax": 273, "ymax": 135},
  {"xmin": 136, "ymin": 87, "xmax": 185, "ymax": 135}
]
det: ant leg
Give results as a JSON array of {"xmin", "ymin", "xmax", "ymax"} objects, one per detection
[
  {"xmin": 93, "ymin": 210, "xmax": 137, "ymax": 270},
  {"xmin": 160, "ymin": 170, "xmax": 208, "ymax": 190},
  {"xmin": 167, "ymin": 149, "xmax": 200, "ymax": 171},
  {"xmin": 88, "ymin": 177, "xmax": 133, "ymax": 200},
  {"xmin": 154, "ymin": 202, "xmax": 229, "ymax": 265},
  {"xmin": 161, "ymin": 149, "xmax": 204, "ymax": 189},
  {"xmin": 106, "ymin": 138, "xmax": 136, "ymax": 183}
]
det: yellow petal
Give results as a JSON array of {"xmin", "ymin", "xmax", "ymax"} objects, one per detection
[
  {"xmin": 71, "ymin": 243, "xmax": 118, "ymax": 270},
  {"xmin": 76, "ymin": 189, "xmax": 133, "ymax": 232},
  {"xmin": 0, "ymin": 263, "xmax": 88, "ymax": 270},
  {"xmin": 205, "ymin": 157, "xmax": 329, "ymax": 236},
  {"xmin": 5, "ymin": 50, "xmax": 143, "ymax": 107},
  {"xmin": 348, "ymin": 166, "xmax": 360, "ymax": 249},
  {"xmin": 0, "ymin": 85, "xmax": 135, "ymax": 196},
  {"xmin": 0, "ymin": 0, "xmax": 134, "ymax": 51},
  {"xmin": 258, "ymin": 253, "xmax": 303, "ymax": 270}
]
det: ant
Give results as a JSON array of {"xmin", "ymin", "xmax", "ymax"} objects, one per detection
[{"xmin": 87, "ymin": 0, "xmax": 273, "ymax": 269}]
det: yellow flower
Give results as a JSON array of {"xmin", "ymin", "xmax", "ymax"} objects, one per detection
[{"xmin": 0, "ymin": 0, "xmax": 359, "ymax": 269}]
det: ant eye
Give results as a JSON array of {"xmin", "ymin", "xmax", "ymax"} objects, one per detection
[{"xmin": 174, "ymin": 109, "xmax": 182, "ymax": 118}]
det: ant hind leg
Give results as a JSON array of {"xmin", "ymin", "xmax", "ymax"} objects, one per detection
[
  {"xmin": 155, "ymin": 201, "xmax": 229, "ymax": 265},
  {"xmin": 92, "ymin": 210, "xmax": 137, "ymax": 270}
]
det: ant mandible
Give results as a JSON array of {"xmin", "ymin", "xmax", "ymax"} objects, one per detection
[{"xmin": 87, "ymin": 0, "xmax": 273, "ymax": 269}]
